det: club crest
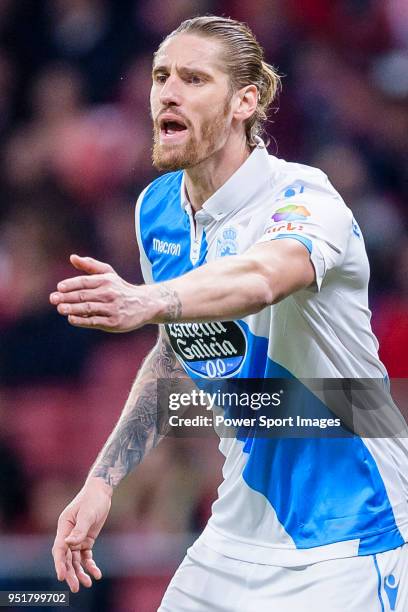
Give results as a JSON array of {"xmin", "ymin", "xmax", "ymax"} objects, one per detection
[{"xmin": 216, "ymin": 227, "xmax": 238, "ymax": 258}]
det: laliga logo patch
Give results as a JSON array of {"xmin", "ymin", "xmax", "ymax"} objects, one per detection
[
  {"xmin": 352, "ymin": 218, "xmax": 361, "ymax": 239},
  {"xmin": 277, "ymin": 182, "xmax": 306, "ymax": 200},
  {"xmin": 272, "ymin": 204, "xmax": 311, "ymax": 223},
  {"xmin": 165, "ymin": 321, "xmax": 247, "ymax": 378},
  {"xmin": 216, "ymin": 227, "xmax": 238, "ymax": 258}
]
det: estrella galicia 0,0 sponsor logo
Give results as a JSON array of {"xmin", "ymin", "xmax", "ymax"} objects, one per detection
[{"xmin": 165, "ymin": 321, "xmax": 247, "ymax": 378}]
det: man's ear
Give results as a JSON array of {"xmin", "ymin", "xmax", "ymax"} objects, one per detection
[{"xmin": 232, "ymin": 85, "xmax": 258, "ymax": 123}]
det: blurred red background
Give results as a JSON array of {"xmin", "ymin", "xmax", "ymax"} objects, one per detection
[{"xmin": 0, "ymin": 1, "xmax": 407, "ymax": 610}]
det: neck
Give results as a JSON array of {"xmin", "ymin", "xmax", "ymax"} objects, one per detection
[{"xmin": 184, "ymin": 131, "xmax": 251, "ymax": 212}]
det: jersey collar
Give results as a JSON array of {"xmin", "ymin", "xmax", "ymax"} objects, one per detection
[{"xmin": 180, "ymin": 138, "xmax": 272, "ymax": 223}]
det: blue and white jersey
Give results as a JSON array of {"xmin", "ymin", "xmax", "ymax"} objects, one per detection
[{"xmin": 135, "ymin": 140, "xmax": 408, "ymax": 566}]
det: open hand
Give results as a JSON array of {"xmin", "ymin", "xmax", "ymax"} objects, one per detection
[
  {"xmin": 52, "ymin": 479, "xmax": 112, "ymax": 593},
  {"xmin": 50, "ymin": 254, "xmax": 152, "ymax": 332}
]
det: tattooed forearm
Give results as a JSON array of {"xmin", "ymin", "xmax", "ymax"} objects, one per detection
[
  {"xmin": 90, "ymin": 382, "xmax": 159, "ymax": 487},
  {"xmin": 90, "ymin": 330, "xmax": 185, "ymax": 487},
  {"xmin": 157, "ymin": 285, "xmax": 182, "ymax": 321}
]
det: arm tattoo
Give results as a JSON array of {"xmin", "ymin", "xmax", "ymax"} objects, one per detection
[
  {"xmin": 91, "ymin": 333, "xmax": 185, "ymax": 487},
  {"xmin": 157, "ymin": 285, "xmax": 182, "ymax": 321}
]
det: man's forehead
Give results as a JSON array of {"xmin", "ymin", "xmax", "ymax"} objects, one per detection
[{"xmin": 153, "ymin": 33, "xmax": 225, "ymax": 71}]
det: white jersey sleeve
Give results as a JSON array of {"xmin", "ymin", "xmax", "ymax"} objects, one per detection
[{"xmin": 258, "ymin": 172, "xmax": 353, "ymax": 290}]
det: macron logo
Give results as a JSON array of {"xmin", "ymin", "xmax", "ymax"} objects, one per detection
[
  {"xmin": 384, "ymin": 575, "xmax": 399, "ymax": 610},
  {"xmin": 152, "ymin": 238, "xmax": 181, "ymax": 256}
]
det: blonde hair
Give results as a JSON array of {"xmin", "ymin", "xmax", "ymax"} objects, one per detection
[{"xmin": 159, "ymin": 15, "xmax": 281, "ymax": 147}]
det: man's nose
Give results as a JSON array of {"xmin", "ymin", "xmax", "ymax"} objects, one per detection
[{"xmin": 159, "ymin": 75, "xmax": 182, "ymax": 106}]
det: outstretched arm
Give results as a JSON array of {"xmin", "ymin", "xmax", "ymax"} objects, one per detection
[
  {"xmin": 50, "ymin": 238, "xmax": 314, "ymax": 331},
  {"xmin": 52, "ymin": 329, "xmax": 185, "ymax": 592},
  {"xmin": 89, "ymin": 327, "xmax": 185, "ymax": 488}
]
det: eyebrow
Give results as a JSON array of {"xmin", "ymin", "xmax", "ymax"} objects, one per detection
[{"xmin": 152, "ymin": 64, "xmax": 214, "ymax": 80}]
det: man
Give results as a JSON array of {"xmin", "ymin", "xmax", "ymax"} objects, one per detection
[{"xmin": 50, "ymin": 16, "xmax": 408, "ymax": 611}]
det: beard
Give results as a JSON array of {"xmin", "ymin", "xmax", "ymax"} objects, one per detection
[{"xmin": 152, "ymin": 97, "xmax": 232, "ymax": 172}]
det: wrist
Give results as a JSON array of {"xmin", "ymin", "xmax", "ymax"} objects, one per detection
[
  {"xmin": 83, "ymin": 475, "xmax": 114, "ymax": 498},
  {"xmin": 149, "ymin": 283, "xmax": 183, "ymax": 323},
  {"xmin": 141, "ymin": 284, "xmax": 168, "ymax": 324},
  {"xmin": 122, "ymin": 282, "xmax": 166, "ymax": 330}
]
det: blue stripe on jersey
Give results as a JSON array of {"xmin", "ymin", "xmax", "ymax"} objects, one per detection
[
  {"xmin": 242, "ymin": 435, "xmax": 404, "ymax": 553},
  {"xmin": 234, "ymin": 323, "xmax": 404, "ymax": 554},
  {"xmin": 237, "ymin": 319, "xmax": 292, "ymax": 379},
  {"xmin": 139, "ymin": 171, "xmax": 207, "ymax": 282},
  {"xmin": 358, "ymin": 525, "xmax": 404, "ymax": 556},
  {"xmin": 272, "ymin": 233, "xmax": 313, "ymax": 253},
  {"xmin": 373, "ymin": 555, "xmax": 385, "ymax": 612},
  {"xmin": 240, "ymin": 408, "xmax": 403, "ymax": 549}
]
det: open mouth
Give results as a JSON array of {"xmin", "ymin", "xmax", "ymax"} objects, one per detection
[{"xmin": 159, "ymin": 116, "xmax": 189, "ymax": 142}]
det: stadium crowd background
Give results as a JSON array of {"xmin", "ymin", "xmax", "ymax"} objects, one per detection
[{"xmin": 0, "ymin": 1, "xmax": 407, "ymax": 610}]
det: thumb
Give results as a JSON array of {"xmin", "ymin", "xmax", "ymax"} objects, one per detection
[
  {"xmin": 70, "ymin": 254, "xmax": 113, "ymax": 275},
  {"xmin": 65, "ymin": 510, "xmax": 93, "ymax": 545}
]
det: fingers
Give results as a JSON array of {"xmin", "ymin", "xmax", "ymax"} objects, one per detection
[
  {"xmin": 53, "ymin": 540, "xmax": 100, "ymax": 592},
  {"xmin": 50, "ymin": 275, "xmax": 105, "ymax": 301},
  {"xmin": 52, "ymin": 498, "xmax": 105, "ymax": 593},
  {"xmin": 82, "ymin": 549, "xmax": 102, "ymax": 581},
  {"xmin": 67, "ymin": 315, "xmax": 114, "ymax": 330},
  {"xmin": 56, "ymin": 302, "xmax": 112, "ymax": 317},
  {"xmin": 72, "ymin": 550, "xmax": 92, "ymax": 588},
  {"xmin": 52, "ymin": 541, "xmax": 68, "ymax": 583},
  {"xmin": 70, "ymin": 254, "xmax": 113, "ymax": 275},
  {"xmin": 64, "ymin": 548, "xmax": 80, "ymax": 593},
  {"xmin": 50, "ymin": 253, "xmax": 136, "ymax": 333},
  {"xmin": 52, "ymin": 515, "xmax": 74, "ymax": 582},
  {"xmin": 49, "ymin": 256, "xmax": 117, "ymax": 308},
  {"xmin": 51, "ymin": 289, "xmax": 114, "ymax": 305},
  {"xmin": 53, "ymin": 547, "xmax": 99, "ymax": 592}
]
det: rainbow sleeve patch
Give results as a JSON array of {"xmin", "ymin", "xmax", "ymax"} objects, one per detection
[{"xmin": 272, "ymin": 204, "xmax": 311, "ymax": 223}]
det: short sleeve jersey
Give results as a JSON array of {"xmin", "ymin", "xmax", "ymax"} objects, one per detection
[{"xmin": 135, "ymin": 140, "xmax": 408, "ymax": 566}]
